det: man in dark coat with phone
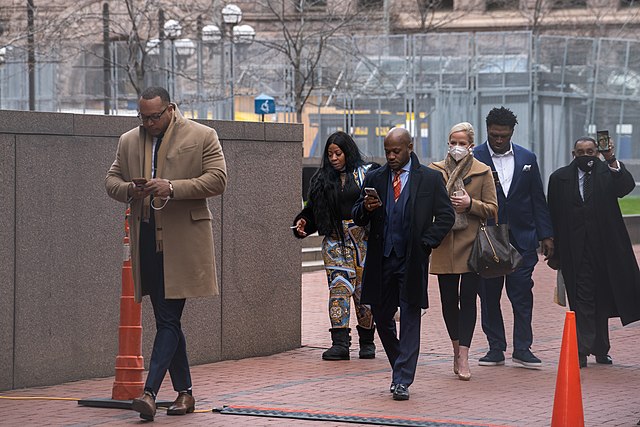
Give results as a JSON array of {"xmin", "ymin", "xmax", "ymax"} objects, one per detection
[
  {"xmin": 352, "ymin": 127, "xmax": 454, "ymax": 401},
  {"xmin": 547, "ymin": 136, "xmax": 640, "ymax": 367}
]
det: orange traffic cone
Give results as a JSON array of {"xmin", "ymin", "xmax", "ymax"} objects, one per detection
[
  {"xmin": 111, "ymin": 208, "xmax": 144, "ymax": 400},
  {"xmin": 551, "ymin": 311, "xmax": 584, "ymax": 427}
]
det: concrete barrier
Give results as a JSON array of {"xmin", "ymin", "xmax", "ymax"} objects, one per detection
[{"xmin": 0, "ymin": 111, "xmax": 303, "ymax": 391}]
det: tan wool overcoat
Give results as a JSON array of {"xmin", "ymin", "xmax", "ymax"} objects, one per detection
[
  {"xmin": 428, "ymin": 157, "xmax": 498, "ymax": 274},
  {"xmin": 105, "ymin": 106, "xmax": 227, "ymax": 302}
]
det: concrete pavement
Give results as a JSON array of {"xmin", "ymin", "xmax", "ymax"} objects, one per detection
[{"xmin": 1, "ymin": 252, "xmax": 639, "ymax": 426}]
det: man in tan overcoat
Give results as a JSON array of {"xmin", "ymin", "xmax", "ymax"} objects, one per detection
[{"xmin": 105, "ymin": 86, "xmax": 226, "ymax": 421}]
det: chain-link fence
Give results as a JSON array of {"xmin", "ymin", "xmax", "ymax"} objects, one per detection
[{"xmin": 2, "ymin": 30, "xmax": 640, "ymax": 185}]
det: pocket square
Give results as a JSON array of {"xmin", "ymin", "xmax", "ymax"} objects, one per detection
[{"xmin": 523, "ymin": 164, "xmax": 531, "ymax": 172}]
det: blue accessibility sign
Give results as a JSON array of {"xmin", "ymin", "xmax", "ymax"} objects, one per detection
[{"xmin": 254, "ymin": 93, "xmax": 276, "ymax": 115}]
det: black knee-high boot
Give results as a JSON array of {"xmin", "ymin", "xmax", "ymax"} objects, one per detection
[
  {"xmin": 356, "ymin": 325, "xmax": 376, "ymax": 359},
  {"xmin": 322, "ymin": 328, "xmax": 351, "ymax": 360}
]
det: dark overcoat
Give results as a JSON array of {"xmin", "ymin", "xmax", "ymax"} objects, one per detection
[
  {"xmin": 352, "ymin": 153, "xmax": 455, "ymax": 309},
  {"xmin": 547, "ymin": 159, "xmax": 640, "ymax": 325}
]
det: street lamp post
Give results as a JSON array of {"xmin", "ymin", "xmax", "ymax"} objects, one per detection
[
  {"xmin": 221, "ymin": 4, "xmax": 255, "ymax": 120},
  {"xmin": 174, "ymin": 38, "xmax": 195, "ymax": 102},
  {"xmin": 164, "ymin": 19, "xmax": 182, "ymax": 101},
  {"xmin": 202, "ymin": 24, "xmax": 222, "ymax": 119},
  {"xmin": 0, "ymin": 46, "xmax": 13, "ymax": 109},
  {"xmin": 198, "ymin": 5, "xmax": 255, "ymax": 120},
  {"xmin": 0, "ymin": 47, "xmax": 6, "ymax": 109}
]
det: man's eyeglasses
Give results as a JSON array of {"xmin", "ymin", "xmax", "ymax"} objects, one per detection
[{"xmin": 137, "ymin": 105, "xmax": 169, "ymax": 123}]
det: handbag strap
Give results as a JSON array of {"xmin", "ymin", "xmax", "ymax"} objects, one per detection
[{"xmin": 479, "ymin": 222, "xmax": 500, "ymax": 263}]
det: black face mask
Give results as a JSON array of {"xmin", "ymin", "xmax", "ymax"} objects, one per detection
[{"xmin": 574, "ymin": 155, "xmax": 597, "ymax": 173}]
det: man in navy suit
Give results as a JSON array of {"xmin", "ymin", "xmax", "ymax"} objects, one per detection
[
  {"xmin": 473, "ymin": 107, "xmax": 554, "ymax": 368},
  {"xmin": 353, "ymin": 128, "xmax": 454, "ymax": 400}
]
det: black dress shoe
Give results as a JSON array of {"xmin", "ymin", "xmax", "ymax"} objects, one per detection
[
  {"xmin": 392, "ymin": 384, "xmax": 410, "ymax": 401},
  {"xmin": 595, "ymin": 354, "xmax": 613, "ymax": 365},
  {"xmin": 389, "ymin": 383, "xmax": 396, "ymax": 393},
  {"xmin": 579, "ymin": 354, "xmax": 587, "ymax": 368}
]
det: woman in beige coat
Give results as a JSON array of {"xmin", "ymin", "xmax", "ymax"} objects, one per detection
[{"xmin": 429, "ymin": 122, "xmax": 498, "ymax": 381}]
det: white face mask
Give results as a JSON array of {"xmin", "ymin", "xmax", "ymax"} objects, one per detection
[{"xmin": 448, "ymin": 145, "xmax": 469, "ymax": 162}]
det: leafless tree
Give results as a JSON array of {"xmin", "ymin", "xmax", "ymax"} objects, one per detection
[
  {"xmin": 81, "ymin": 0, "xmax": 209, "ymax": 96},
  {"xmin": 254, "ymin": 0, "xmax": 369, "ymax": 122},
  {"xmin": 2, "ymin": 0, "xmax": 212, "ymax": 99}
]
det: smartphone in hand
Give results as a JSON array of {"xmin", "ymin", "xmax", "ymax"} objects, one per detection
[
  {"xmin": 596, "ymin": 130, "xmax": 610, "ymax": 152},
  {"xmin": 364, "ymin": 187, "xmax": 381, "ymax": 201},
  {"xmin": 132, "ymin": 177, "xmax": 147, "ymax": 188}
]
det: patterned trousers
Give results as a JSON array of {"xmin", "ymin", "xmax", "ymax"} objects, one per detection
[{"xmin": 321, "ymin": 220, "xmax": 373, "ymax": 329}]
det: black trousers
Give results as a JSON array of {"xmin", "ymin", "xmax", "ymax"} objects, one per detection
[
  {"xmin": 371, "ymin": 251, "xmax": 422, "ymax": 387},
  {"xmin": 438, "ymin": 273, "xmax": 479, "ymax": 347},
  {"xmin": 140, "ymin": 217, "xmax": 191, "ymax": 395},
  {"xmin": 574, "ymin": 241, "xmax": 612, "ymax": 357}
]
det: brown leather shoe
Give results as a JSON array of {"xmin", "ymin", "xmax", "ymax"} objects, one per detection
[
  {"xmin": 167, "ymin": 392, "xmax": 195, "ymax": 415},
  {"xmin": 132, "ymin": 392, "xmax": 156, "ymax": 421}
]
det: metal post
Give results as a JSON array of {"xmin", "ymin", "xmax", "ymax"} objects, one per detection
[
  {"xmin": 158, "ymin": 9, "xmax": 166, "ymax": 96},
  {"xmin": 111, "ymin": 40, "xmax": 118, "ymax": 114},
  {"xmin": 170, "ymin": 39, "xmax": 176, "ymax": 100},
  {"xmin": 27, "ymin": 0, "xmax": 36, "ymax": 111},
  {"xmin": 103, "ymin": 2, "xmax": 111, "ymax": 115},
  {"xmin": 196, "ymin": 16, "xmax": 205, "ymax": 119},
  {"xmin": 219, "ymin": 38, "xmax": 226, "ymax": 120},
  {"xmin": 229, "ymin": 40, "xmax": 234, "ymax": 121},
  {"xmin": 0, "ymin": 20, "xmax": 4, "ymax": 109}
]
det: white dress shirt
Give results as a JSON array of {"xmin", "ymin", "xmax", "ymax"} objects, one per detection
[
  {"xmin": 578, "ymin": 168, "xmax": 589, "ymax": 200},
  {"xmin": 487, "ymin": 143, "xmax": 515, "ymax": 197}
]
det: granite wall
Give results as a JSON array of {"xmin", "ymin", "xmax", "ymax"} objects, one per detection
[{"xmin": 0, "ymin": 111, "xmax": 303, "ymax": 390}]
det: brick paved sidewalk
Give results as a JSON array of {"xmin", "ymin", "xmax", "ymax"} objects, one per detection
[{"xmin": 1, "ymin": 253, "xmax": 639, "ymax": 426}]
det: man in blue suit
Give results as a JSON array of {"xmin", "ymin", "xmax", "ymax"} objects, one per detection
[
  {"xmin": 353, "ymin": 127, "xmax": 454, "ymax": 400},
  {"xmin": 473, "ymin": 107, "xmax": 554, "ymax": 368}
]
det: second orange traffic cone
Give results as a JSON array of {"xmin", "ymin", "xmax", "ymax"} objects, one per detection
[{"xmin": 551, "ymin": 311, "xmax": 584, "ymax": 427}]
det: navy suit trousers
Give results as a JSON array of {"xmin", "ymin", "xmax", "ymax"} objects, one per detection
[
  {"xmin": 478, "ymin": 248, "xmax": 538, "ymax": 352},
  {"xmin": 372, "ymin": 251, "xmax": 422, "ymax": 387},
  {"xmin": 140, "ymin": 220, "xmax": 192, "ymax": 395}
]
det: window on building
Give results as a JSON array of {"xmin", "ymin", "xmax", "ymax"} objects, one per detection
[
  {"xmin": 620, "ymin": 0, "xmax": 639, "ymax": 7},
  {"xmin": 550, "ymin": 0, "xmax": 587, "ymax": 9},
  {"xmin": 417, "ymin": 0, "xmax": 454, "ymax": 11},
  {"xmin": 359, "ymin": 0, "xmax": 383, "ymax": 9},
  {"xmin": 418, "ymin": 0, "xmax": 453, "ymax": 11},
  {"xmin": 296, "ymin": 0, "xmax": 327, "ymax": 12},
  {"xmin": 486, "ymin": 0, "xmax": 519, "ymax": 10}
]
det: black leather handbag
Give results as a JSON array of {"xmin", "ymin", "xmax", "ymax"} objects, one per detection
[{"xmin": 468, "ymin": 222, "xmax": 523, "ymax": 279}]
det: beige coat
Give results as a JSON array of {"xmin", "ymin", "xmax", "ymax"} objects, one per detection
[
  {"xmin": 428, "ymin": 158, "xmax": 497, "ymax": 274},
  {"xmin": 105, "ymin": 107, "xmax": 227, "ymax": 302}
]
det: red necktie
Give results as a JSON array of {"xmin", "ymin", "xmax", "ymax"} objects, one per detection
[{"xmin": 393, "ymin": 170, "xmax": 404, "ymax": 203}]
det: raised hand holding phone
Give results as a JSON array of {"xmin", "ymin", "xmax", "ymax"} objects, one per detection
[{"xmin": 596, "ymin": 130, "xmax": 610, "ymax": 152}]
